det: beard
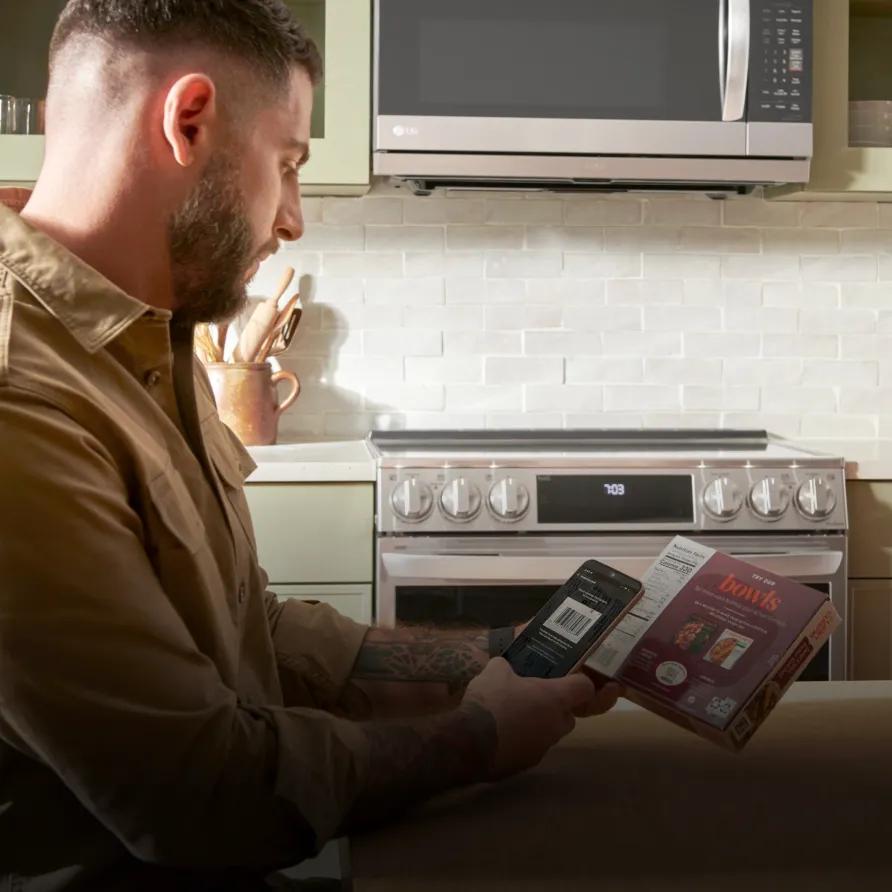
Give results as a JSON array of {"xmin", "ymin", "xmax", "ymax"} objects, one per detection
[{"xmin": 168, "ymin": 150, "xmax": 255, "ymax": 327}]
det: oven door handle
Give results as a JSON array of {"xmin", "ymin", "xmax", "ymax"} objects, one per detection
[{"xmin": 381, "ymin": 550, "xmax": 843, "ymax": 584}]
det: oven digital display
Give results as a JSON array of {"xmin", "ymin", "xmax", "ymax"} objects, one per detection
[{"xmin": 537, "ymin": 475, "xmax": 694, "ymax": 524}]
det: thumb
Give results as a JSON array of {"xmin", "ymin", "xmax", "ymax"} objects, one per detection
[{"xmin": 549, "ymin": 671, "xmax": 598, "ymax": 713}]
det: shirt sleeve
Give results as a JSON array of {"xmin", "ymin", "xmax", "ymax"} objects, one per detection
[{"xmin": 0, "ymin": 390, "xmax": 369, "ymax": 869}]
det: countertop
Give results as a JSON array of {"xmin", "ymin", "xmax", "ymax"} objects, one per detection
[
  {"xmin": 351, "ymin": 681, "xmax": 892, "ymax": 891},
  {"xmin": 802, "ymin": 439, "xmax": 892, "ymax": 481},
  {"xmin": 245, "ymin": 440, "xmax": 375, "ymax": 483}
]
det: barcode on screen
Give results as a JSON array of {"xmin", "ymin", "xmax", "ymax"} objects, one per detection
[{"xmin": 542, "ymin": 597, "xmax": 603, "ymax": 644}]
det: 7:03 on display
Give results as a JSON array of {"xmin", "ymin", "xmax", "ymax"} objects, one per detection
[{"xmin": 603, "ymin": 483, "xmax": 626, "ymax": 497}]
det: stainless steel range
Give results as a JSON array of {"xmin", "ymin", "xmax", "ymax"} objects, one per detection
[{"xmin": 368, "ymin": 430, "xmax": 848, "ymax": 680}]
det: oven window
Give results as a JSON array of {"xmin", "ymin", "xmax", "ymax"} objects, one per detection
[
  {"xmin": 378, "ymin": 0, "xmax": 723, "ymax": 122},
  {"xmin": 396, "ymin": 585, "xmax": 558, "ymax": 630}
]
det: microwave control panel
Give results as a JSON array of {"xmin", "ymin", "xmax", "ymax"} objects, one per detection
[{"xmin": 749, "ymin": 0, "xmax": 813, "ymax": 123}]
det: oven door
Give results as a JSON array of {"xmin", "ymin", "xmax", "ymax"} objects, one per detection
[
  {"xmin": 376, "ymin": 0, "xmax": 749, "ymax": 157},
  {"xmin": 377, "ymin": 534, "xmax": 847, "ymax": 680}
]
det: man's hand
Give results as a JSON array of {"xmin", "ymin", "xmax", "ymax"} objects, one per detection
[{"xmin": 461, "ymin": 657, "xmax": 621, "ymax": 781}]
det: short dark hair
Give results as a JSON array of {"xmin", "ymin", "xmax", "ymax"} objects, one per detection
[{"xmin": 49, "ymin": 0, "xmax": 322, "ymax": 87}]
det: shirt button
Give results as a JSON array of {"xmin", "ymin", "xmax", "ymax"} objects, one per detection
[
  {"xmin": 144, "ymin": 369, "xmax": 162, "ymax": 389},
  {"xmin": 237, "ymin": 583, "xmax": 247, "ymax": 605}
]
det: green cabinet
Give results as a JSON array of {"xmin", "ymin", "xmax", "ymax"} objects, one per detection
[
  {"xmin": 0, "ymin": 1, "xmax": 370, "ymax": 194},
  {"xmin": 772, "ymin": 0, "xmax": 892, "ymax": 200}
]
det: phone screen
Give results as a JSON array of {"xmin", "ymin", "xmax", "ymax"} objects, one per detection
[{"xmin": 502, "ymin": 561, "xmax": 642, "ymax": 678}]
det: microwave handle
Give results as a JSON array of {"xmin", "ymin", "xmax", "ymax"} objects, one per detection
[
  {"xmin": 723, "ymin": 0, "xmax": 751, "ymax": 121},
  {"xmin": 381, "ymin": 551, "xmax": 843, "ymax": 584}
]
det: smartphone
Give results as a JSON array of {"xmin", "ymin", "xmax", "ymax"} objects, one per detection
[{"xmin": 502, "ymin": 560, "xmax": 644, "ymax": 678}]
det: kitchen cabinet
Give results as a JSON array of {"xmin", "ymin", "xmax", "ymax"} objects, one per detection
[
  {"xmin": 771, "ymin": 0, "xmax": 892, "ymax": 201},
  {"xmin": 846, "ymin": 480, "xmax": 892, "ymax": 679},
  {"xmin": 0, "ymin": 0, "xmax": 370, "ymax": 194},
  {"xmin": 245, "ymin": 482, "xmax": 374, "ymax": 623}
]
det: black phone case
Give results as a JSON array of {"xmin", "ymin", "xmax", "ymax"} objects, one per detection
[{"xmin": 502, "ymin": 560, "xmax": 643, "ymax": 678}]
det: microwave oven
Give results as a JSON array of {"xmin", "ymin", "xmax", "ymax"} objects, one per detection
[{"xmin": 373, "ymin": 0, "xmax": 813, "ymax": 193}]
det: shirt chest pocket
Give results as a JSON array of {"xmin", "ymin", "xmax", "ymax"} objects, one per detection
[
  {"xmin": 145, "ymin": 463, "xmax": 209, "ymax": 557},
  {"xmin": 204, "ymin": 424, "xmax": 259, "ymax": 554}
]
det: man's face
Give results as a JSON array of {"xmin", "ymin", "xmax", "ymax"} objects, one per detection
[{"xmin": 168, "ymin": 67, "xmax": 313, "ymax": 326}]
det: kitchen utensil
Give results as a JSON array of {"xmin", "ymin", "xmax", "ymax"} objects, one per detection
[
  {"xmin": 270, "ymin": 307, "xmax": 302, "ymax": 357},
  {"xmin": 0, "ymin": 95, "xmax": 14, "ymax": 134},
  {"xmin": 233, "ymin": 266, "xmax": 296, "ymax": 362},
  {"xmin": 272, "ymin": 266, "xmax": 295, "ymax": 306},
  {"xmin": 204, "ymin": 362, "xmax": 300, "ymax": 446},
  {"xmin": 256, "ymin": 294, "xmax": 300, "ymax": 362},
  {"xmin": 194, "ymin": 323, "xmax": 222, "ymax": 364},
  {"xmin": 216, "ymin": 322, "xmax": 230, "ymax": 361}
]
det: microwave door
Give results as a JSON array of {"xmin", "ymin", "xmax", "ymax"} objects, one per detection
[{"xmin": 375, "ymin": 0, "xmax": 748, "ymax": 157}]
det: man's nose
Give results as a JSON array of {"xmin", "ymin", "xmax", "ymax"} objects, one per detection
[{"xmin": 275, "ymin": 194, "xmax": 304, "ymax": 243}]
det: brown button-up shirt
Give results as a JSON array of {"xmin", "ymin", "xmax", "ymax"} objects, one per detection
[{"xmin": 0, "ymin": 204, "xmax": 370, "ymax": 891}]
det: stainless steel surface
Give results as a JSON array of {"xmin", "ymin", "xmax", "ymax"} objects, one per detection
[
  {"xmin": 718, "ymin": 0, "xmax": 727, "ymax": 110},
  {"xmin": 747, "ymin": 122, "xmax": 813, "ymax": 157},
  {"xmin": 376, "ymin": 115, "xmax": 746, "ymax": 157},
  {"xmin": 373, "ymin": 152, "xmax": 811, "ymax": 189},
  {"xmin": 723, "ymin": 0, "xmax": 751, "ymax": 122}
]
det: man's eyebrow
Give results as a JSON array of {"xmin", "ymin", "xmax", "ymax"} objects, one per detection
[{"xmin": 285, "ymin": 137, "xmax": 311, "ymax": 165}]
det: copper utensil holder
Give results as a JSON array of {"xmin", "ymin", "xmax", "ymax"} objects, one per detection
[{"xmin": 205, "ymin": 362, "xmax": 300, "ymax": 446}]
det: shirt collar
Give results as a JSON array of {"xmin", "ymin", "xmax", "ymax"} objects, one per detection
[{"xmin": 0, "ymin": 204, "xmax": 170, "ymax": 355}]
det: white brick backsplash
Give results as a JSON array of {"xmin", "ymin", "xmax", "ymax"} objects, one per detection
[
  {"xmin": 800, "ymin": 308, "xmax": 876, "ymax": 334},
  {"xmin": 487, "ymin": 252, "xmax": 563, "ymax": 278},
  {"xmin": 644, "ymin": 306, "xmax": 722, "ymax": 332},
  {"xmin": 762, "ymin": 387, "xmax": 836, "ymax": 413},
  {"xmin": 365, "ymin": 278, "xmax": 444, "ymax": 306},
  {"xmin": 682, "ymin": 332, "xmax": 760, "ymax": 357},
  {"xmin": 322, "ymin": 253, "xmax": 403, "ymax": 278},
  {"xmin": 722, "ymin": 255, "xmax": 800, "ymax": 280},
  {"xmin": 562, "ymin": 306, "xmax": 642, "ymax": 331},
  {"xmin": 405, "ymin": 252, "xmax": 485, "ymax": 278},
  {"xmin": 485, "ymin": 357, "xmax": 563, "ymax": 385},
  {"xmin": 644, "ymin": 255, "xmax": 721, "ymax": 279},
  {"xmin": 564, "ymin": 200, "xmax": 642, "ymax": 226},
  {"xmin": 404, "ymin": 306, "xmax": 484, "ymax": 331},
  {"xmin": 444, "ymin": 331, "xmax": 523, "ymax": 355},
  {"xmin": 363, "ymin": 329, "xmax": 442, "ymax": 357},
  {"xmin": 680, "ymin": 227, "xmax": 761, "ymax": 254},
  {"xmin": 253, "ymin": 187, "xmax": 892, "ymax": 437},
  {"xmin": 604, "ymin": 386, "xmax": 681, "ymax": 411},
  {"xmin": 763, "ymin": 334, "xmax": 838, "ymax": 358},
  {"xmin": 683, "ymin": 386, "xmax": 760, "ymax": 411},
  {"xmin": 524, "ymin": 331, "xmax": 602, "ymax": 355},
  {"xmin": 841, "ymin": 283, "xmax": 892, "ymax": 308},
  {"xmin": 801, "ymin": 256, "xmax": 877, "ymax": 282},
  {"xmin": 406, "ymin": 357, "xmax": 484, "ymax": 384},
  {"xmin": 801, "ymin": 361, "xmax": 878, "ymax": 387},
  {"xmin": 841, "ymin": 230, "xmax": 892, "ymax": 254},
  {"xmin": 567, "ymin": 357, "xmax": 644, "ymax": 383},
  {"xmin": 525, "ymin": 385, "xmax": 604, "ymax": 412},
  {"xmin": 645, "ymin": 358, "xmax": 722, "ymax": 385},
  {"xmin": 724, "ymin": 359, "xmax": 802, "ymax": 386},
  {"xmin": 486, "ymin": 305, "xmax": 562, "ymax": 330},
  {"xmin": 724, "ymin": 307, "xmax": 798, "ymax": 333},
  {"xmin": 447, "ymin": 226, "xmax": 524, "ymax": 251},
  {"xmin": 527, "ymin": 226, "xmax": 603, "ymax": 251},
  {"xmin": 563, "ymin": 253, "xmax": 642, "ymax": 278},
  {"xmin": 762, "ymin": 229, "xmax": 840, "ymax": 255},
  {"xmin": 404, "ymin": 198, "xmax": 487, "ymax": 225},
  {"xmin": 800, "ymin": 202, "xmax": 879, "ymax": 228},
  {"xmin": 723, "ymin": 200, "xmax": 799, "ymax": 227},
  {"xmin": 764, "ymin": 283, "xmax": 839, "ymax": 308},
  {"xmin": 606, "ymin": 280, "xmax": 684, "ymax": 305},
  {"xmin": 322, "ymin": 198, "xmax": 403, "ymax": 225},
  {"xmin": 445, "ymin": 385, "xmax": 523, "ymax": 411},
  {"xmin": 644, "ymin": 198, "xmax": 721, "ymax": 226},
  {"xmin": 366, "ymin": 226, "xmax": 445, "ymax": 252},
  {"xmin": 485, "ymin": 199, "xmax": 563, "ymax": 225}
]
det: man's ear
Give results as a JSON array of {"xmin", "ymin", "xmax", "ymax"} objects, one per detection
[{"xmin": 162, "ymin": 74, "xmax": 217, "ymax": 168}]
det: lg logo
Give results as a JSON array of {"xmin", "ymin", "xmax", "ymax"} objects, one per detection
[{"xmin": 392, "ymin": 124, "xmax": 420, "ymax": 137}]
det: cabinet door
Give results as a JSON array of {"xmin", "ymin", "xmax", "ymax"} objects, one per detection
[
  {"xmin": 850, "ymin": 581, "xmax": 892, "ymax": 680},
  {"xmin": 288, "ymin": 0, "xmax": 371, "ymax": 194},
  {"xmin": 245, "ymin": 483, "xmax": 373, "ymax": 584},
  {"xmin": 847, "ymin": 481, "xmax": 892, "ymax": 578},
  {"xmin": 771, "ymin": 0, "xmax": 892, "ymax": 200},
  {"xmin": 271, "ymin": 583, "xmax": 373, "ymax": 624}
]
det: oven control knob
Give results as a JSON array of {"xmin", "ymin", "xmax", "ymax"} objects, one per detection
[
  {"xmin": 749, "ymin": 477, "xmax": 790, "ymax": 521},
  {"xmin": 796, "ymin": 476, "xmax": 837, "ymax": 520},
  {"xmin": 439, "ymin": 478, "xmax": 482, "ymax": 522},
  {"xmin": 488, "ymin": 477, "xmax": 530, "ymax": 522},
  {"xmin": 391, "ymin": 478, "xmax": 434, "ymax": 523},
  {"xmin": 702, "ymin": 477, "xmax": 744, "ymax": 521}
]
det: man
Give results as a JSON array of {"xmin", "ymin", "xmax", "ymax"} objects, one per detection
[{"xmin": 0, "ymin": 2, "xmax": 619, "ymax": 889}]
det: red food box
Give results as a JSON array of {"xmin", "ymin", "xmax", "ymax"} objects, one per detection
[{"xmin": 586, "ymin": 536, "xmax": 840, "ymax": 750}]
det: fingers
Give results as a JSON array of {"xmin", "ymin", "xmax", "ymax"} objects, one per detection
[{"xmin": 550, "ymin": 671, "xmax": 598, "ymax": 714}]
